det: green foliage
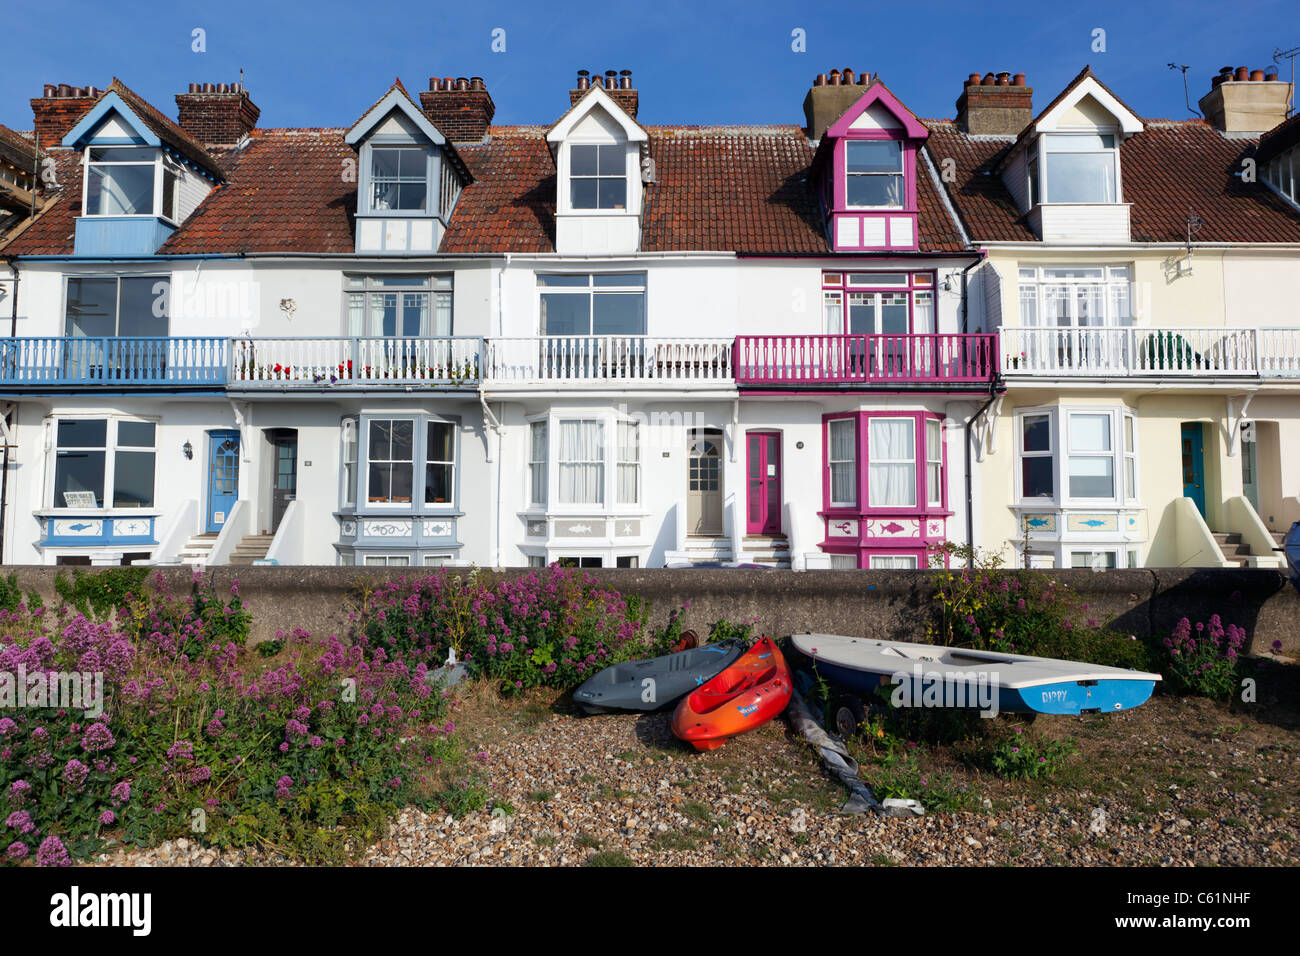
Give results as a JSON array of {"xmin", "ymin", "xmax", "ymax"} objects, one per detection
[
  {"xmin": 927, "ymin": 544, "xmax": 1153, "ymax": 671},
  {"xmin": 1160, "ymin": 615, "xmax": 1247, "ymax": 699},
  {"xmin": 0, "ymin": 573, "xmax": 42, "ymax": 614},
  {"xmin": 981, "ymin": 727, "xmax": 1078, "ymax": 780},
  {"xmin": 255, "ymin": 640, "xmax": 284, "ymax": 658},
  {"xmin": 53, "ymin": 566, "xmax": 147, "ymax": 621}
]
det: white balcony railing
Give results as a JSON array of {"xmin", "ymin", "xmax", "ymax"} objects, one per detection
[
  {"xmin": 1000, "ymin": 326, "xmax": 1300, "ymax": 378},
  {"xmin": 484, "ymin": 336, "xmax": 733, "ymax": 385},
  {"xmin": 229, "ymin": 337, "xmax": 482, "ymax": 387}
]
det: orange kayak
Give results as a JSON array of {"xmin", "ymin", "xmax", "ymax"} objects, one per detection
[{"xmin": 671, "ymin": 637, "xmax": 792, "ymax": 751}]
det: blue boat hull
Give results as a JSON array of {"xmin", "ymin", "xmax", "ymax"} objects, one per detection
[
  {"xmin": 806, "ymin": 657, "xmax": 1156, "ymax": 716},
  {"xmin": 1284, "ymin": 521, "xmax": 1300, "ymax": 597}
]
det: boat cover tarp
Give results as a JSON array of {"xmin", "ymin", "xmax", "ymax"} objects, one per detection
[{"xmin": 786, "ymin": 686, "xmax": 924, "ymax": 818}]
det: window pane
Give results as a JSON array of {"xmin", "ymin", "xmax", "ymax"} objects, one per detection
[
  {"xmin": 530, "ymin": 421, "xmax": 547, "ymax": 506},
  {"xmin": 425, "ymin": 463, "xmax": 452, "ymax": 504},
  {"xmin": 427, "ymin": 421, "xmax": 454, "ymax": 461},
  {"xmin": 1022, "ymin": 414, "xmax": 1051, "ymax": 452},
  {"xmin": 86, "ymin": 163, "xmax": 155, "ymax": 215},
  {"xmin": 846, "ymin": 174, "xmax": 903, "ymax": 207},
  {"xmin": 390, "ymin": 421, "xmax": 413, "ymax": 460},
  {"xmin": 868, "ymin": 419, "xmax": 915, "ymax": 507},
  {"xmin": 1124, "ymin": 416, "xmax": 1134, "ymax": 452},
  {"xmin": 113, "ymin": 450, "xmax": 155, "ymax": 507},
  {"xmin": 540, "ymin": 293, "xmax": 590, "ymax": 335},
  {"xmin": 1069, "ymin": 456, "xmax": 1114, "ymax": 498},
  {"xmin": 55, "ymin": 450, "xmax": 106, "ymax": 506},
  {"xmin": 538, "ymin": 274, "xmax": 589, "ymax": 287},
  {"xmin": 570, "ymin": 178, "xmax": 598, "ymax": 208},
  {"xmin": 593, "ymin": 273, "xmax": 646, "ymax": 288},
  {"xmin": 58, "ymin": 419, "xmax": 107, "ymax": 448},
  {"xmin": 571, "ymin": 145, "xmax": 599, "ymax": 176},
  {"xmin": 1125, "ymin": 458, "xmax": 1136, "ymax": 499},
  {"xmin": 926, "ymin": 419, "xmax": 941, "ymax": 459},
  {"xmin": 592, "ymin": 293, "xmax": 644, "ymax": 335},
  {"xmin": 1045, "ymin": 152, "xmax": 1116, "ymax": 203},
  {"xmin": 558, "ymin": 420, "xmax": 603, "ymax": 505},
  {"xmin": 829, "ymin": 418, "xmax": 857, "ymax": 505},
  {"xmin": 597, "ymin": 177, "xmax": 626, "ymax": 209},
  {"xmin": 597, "ymin": 144, "xmax": 623, "ymax": 174},
  {"xmin": 1022, "ymin": 457, "xmax": 1053, "ymax": 498},
  {"xmin": 1071, "ymin": 414, "xmax": 1111, "ymax": 452},
  {"xmin": 118, "ymin": 278, "xmax": 168, "ymax": 337},
  {"xmin": 118, "ymin": 421, "xmax": 155, "ymax": 448},
  {"xmin": 846, "ymin": 140, "xmax": 902, "ymax": 173},
  {"xmin": 369, "ymin": 420, "xmax": 391, "ymax": 459},
  {"xmin": 372, "ymin": 149, "xmax": 402, "ymax": 178},
  {"xmin": 65, "ymin": 279, "xmax": 117, "ymax": 338},
  {"xmin": 89, "ymin": 147, "xmax": 154, "ymax": 162}
]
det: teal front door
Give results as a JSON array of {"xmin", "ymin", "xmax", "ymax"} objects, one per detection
[
  {"xmin": 1180, "ymin": 423, "xmax": 1206, "ymax": 518},
  {"xmin": 206, "ymin": 430, "xmax": 240, "ymax": 533}
]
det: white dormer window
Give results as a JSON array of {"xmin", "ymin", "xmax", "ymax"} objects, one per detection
[
  {"xmin": 570, "ymin": 144, "xmax": 626, "ymax": 210},
  {"xmin": 1041, "ymin": 133, "xmax": 1118, "ymax": 204},
  {"xmin": 369, "ymin": 146, "xmax": 429, "ymax": 212}
]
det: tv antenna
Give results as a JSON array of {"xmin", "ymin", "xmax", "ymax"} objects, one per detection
[
  {"xmin": 1167, "ymin": 63, "xmax": 1200, "ymax": 117},
  {"xmin": 1274, "ymin": 45, "xmax": 1300, "ymax": 116}
]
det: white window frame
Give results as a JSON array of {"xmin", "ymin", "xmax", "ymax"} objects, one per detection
[
  {"xmin": 537, "ymin": 272, "xmax": 646, "ymax": 337},
  {"xmin": 50, "ymin": 416, "xmax": 158, "ymax": 510},
  {"xmin": 556, "ymin": 417, "xmax": 605, "ymax": 507},
  {"xmin": 1015, "ymin": 406, "xmax": 1135, "ymax": 506},
  {"xmin": 616, "ymin": 419, "xmax": 640, "ymax": 506},
  {"xmin": 1037, "ymin": 131, "xmax": 1122, "ymax": 205},
  {"xmin": 1016, "ymin": 265, "xmax": 1133, "ymax": 329},
  {"xmin": 341, "ymin": 418, "xmax": 358, "ymax": 508},
  {"xmin": 344, "ymin": 274, "xmax": 453, "ymax": 338},
  {"xmin": 81, "ymin": 145, "xmax": 176, "ymax": 221},
  {"xmin": 362, "ymin": 554, "xmax": 411, "ymax": 567},
  {"xmin": 424, "ymin": 419, "xmax": 456, "ymax": 509},
  {"xmin": 529, "ymin": 420, "xmax": 548, "ymax": 508},
  {"xmin": 1016, "ymin": 409, "xmax": 1057, "ymax": 504},
  {"xmin": 1066, "ymin": 410, "xmax": 1116, "ymax": 502},
  {"xmin": 1123, "ymin": 412, "xmax": 1139, "ymax": 503},
  {"xmin": 366, "ymin": 145, "xmax": 432, "ymax": 215},
  {"xmin": 568, "ymin": 143, "xmax": 628, "ymax": 211}
]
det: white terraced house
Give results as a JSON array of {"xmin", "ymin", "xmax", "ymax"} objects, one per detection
[{"xmin": 0, "ymin": 66, "xmax": 1298, "ymax": 572}]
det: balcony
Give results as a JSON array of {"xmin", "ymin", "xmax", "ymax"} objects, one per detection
[
  {"xmin": 229, "ymin": 337, "xmax": 482, "ymax": 388},
  {"xmin": 999, "ymin": 326, "xmax": 1300, "ymax": 378},
  {"xmin": 733, "ymin": 334, "xmax": 997, "ymax": 387},
  {"xmin": 0, "ymin": 337, "xmax": 227, "ymax": 388},
  {"xmin": 483, "ymin": 336, "xmax": 734, "ymax": 388}
]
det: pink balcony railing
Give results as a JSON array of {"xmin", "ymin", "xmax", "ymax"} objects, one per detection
[{"xmin": 733, "ymin": 333, "xmax": 997, "ymax": 385}]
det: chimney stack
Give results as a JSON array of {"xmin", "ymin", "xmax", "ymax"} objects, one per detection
[
  {"xmin": 420, "ymin": 76, "xmax": 494, "ymax": 143},
  {"xmin": 955, "ymin": 72, "xmax": 1032, "ymax": 135},
  {"xmin": 569, "ymin": 69, "xmax": 638, "ymax": 119},
  {"xmin": 1198, "ymin": 66, "xmax": 1291, "ymax": 134},
  {"xmin": 802, "ymin": 68, "xmax": 871, "ymax": 141},
  {"xmin": 31, "ymin": 84, "xmax": 100, "ymax": 146},
  {"xmin": 175, "ymin": 82, "xmax": 260, "ymax": 146}
]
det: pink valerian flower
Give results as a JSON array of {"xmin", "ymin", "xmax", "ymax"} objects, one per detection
[
  {"xmin": 275, "ymin": 776, "xmax": 294, "ymax": 800},
  {"xmin": 166, "ymin": 740, "xmax": 195, "ymax": 762},
  {"xmin": 0, "ymin": 718, "xmax": 17, "ymax": 735},
  {"xmin": 111, "ymin": 781, "xmax": 132, "ymax": 805},
  {"xmin": 5, "ymin": 810, "xmax": 35, "ymax": 834},
  {"xmin": 36, "ymin": 835, "xmax": 72, "ymax": 867},
  {"xmin": 99, "ymin": 810, "xmax": 116, "ymax": 826},
  {"xmin": 80, "ymin": 721, "xmax": 116, "ymax": 752},
  {"xmin": 62, "ymin": 759, "xmax": 90, "ymax": 791},
  {"xmin": 9, "ymin": 780, "xmax": 32, "ymax": 799},
  {"xmin": 5, "ymin": 841, "xmax": 29, "ymax": 859}
]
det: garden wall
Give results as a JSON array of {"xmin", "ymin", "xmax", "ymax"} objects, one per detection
[{"xmin": 4, "ymin": 566, "xmax": 1297, "ymax": 656}]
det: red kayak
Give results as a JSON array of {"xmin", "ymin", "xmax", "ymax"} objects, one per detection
[{"xmin": 671, "ymin": 637, "xmax": 792, "ymax": 751}]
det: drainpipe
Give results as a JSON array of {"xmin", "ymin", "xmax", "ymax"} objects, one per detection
[
  {"xmin": 964, "ymin": 378, "xmax": 1001, "ymax": 554},
  {"xmin": 0, "ymin": 258, "xmax": 18, "ymax": 564},
  {"xmin": 958, "ymin": 255, "xmax": 982, "ymax": 335}
]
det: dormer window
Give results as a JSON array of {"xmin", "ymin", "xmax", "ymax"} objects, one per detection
[
  {"xmin": 846, "ymin": 140, "xmax": 904, "ymax": 208},
  {"xmin": 85, "ymin": 147, "xmax": 170, "ymax": 218},
  {"xmin": 1041, "ymin": 133, "xmax": 1118, "ymax": 204},
  {"xmin": 570, "ymin": 144, "xmax": 626, "ymax": 210},
  {"xmin": 369, "ymin": 146, "xmax": 429, "ymax": 212}
]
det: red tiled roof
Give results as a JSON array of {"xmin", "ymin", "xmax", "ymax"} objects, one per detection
[
  {"xmin": 1256, "ymin": 111, "xmax": 1300, "ymax": 165},
  {"xmin": 927, "ymin": 117, "xmax": 1300, "ymax": 244},
  {"xmin": 0, "ymin": 124, "xmax": 36, "ymax": 171},
  {"xmin": 160, "ymin": 129, "xmax": 356, "ymax": 254},
  {"xmin": 442, "ymin": 127, "xmax": 555, "ymax": 252},
  {"xmin": 0, "ymin": 150, "xmax": 84, "ymax": 254}
]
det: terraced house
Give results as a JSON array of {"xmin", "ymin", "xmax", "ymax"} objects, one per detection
[{"xmin": 0, "ymin": 64, "xmax": 1296, "ymax": 571}]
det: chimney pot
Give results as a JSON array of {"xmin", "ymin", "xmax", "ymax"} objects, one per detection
[
  {"xmin": 981, "ymin": 72, "xmax": 996, "ymax": 86},
  {"xmin": 967, "ymin": 73, "xmax": 981, "ymax": 85},
  {"xmin": 1234, "ymin": 66, "xmax": 1249, "ymax": 82},
  {"xmin": 1250, "ymin": 69, "xmax": 1265, "ymax": 82},
  {"xmin": 1266, "ymin": 67, "xmax": 1280, "ymax": 81},
  {"xmin": 1013, "ymin": 73, "xmax": 1026, "ymax": 87},
  {"xmin": 1199, "ymin": 65, "xmax": 1292, "ymax": 132},
  {"xmin": 842, "ymin": 67, "xmax": 855, "ymax": 84},
  {"xmin": 470, "ymin": 76, "xmax": 485, "ymax": 90},
  {"xmin": 420, "ymin": 73, "xmax": 495, "ymax": 142},
  {"xmin": 814, "ymin": 73, "xmax": 827, "ymax": 87},
  {"xmin": 996, "ymin": 72, "xmax": 1011, "ymax": 86},
  {"xmin": 955, "ymin": 72, "xmax": 1033, "ymax": 134}
]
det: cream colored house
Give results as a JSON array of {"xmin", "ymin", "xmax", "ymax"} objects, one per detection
[{"xmin": 930, "ymin": 66, "xmax": 1300, "ymax": 569}]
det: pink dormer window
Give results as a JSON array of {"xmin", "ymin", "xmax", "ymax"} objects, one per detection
[{"xmin": 818, "ymin": 81, "xmax": 928, "ymax": 252}]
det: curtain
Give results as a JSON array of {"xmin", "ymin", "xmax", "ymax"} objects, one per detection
[
  {"xmin": 617, "ymin": 422, "xmax": 639, "ymax": 505},
  {"xmin": 432, "ymin": 291, "xmax": 452, "ymax": 337},
  {"xmin": 871, "ymin": 555, "xmax": 917, "ymax": 570},
  {"xmin": 829, "ymin": 419, "xmax": 856, "ymax": 504},
  {"xmin": 529, "ymin": 422, "xmax": 547, "ymax": 506},
  {"xmin": 347, "ymin": 293, "xmax": 365, "ymax": 337},
  {"xmin": 558, "ymin": 420, "xmax": 603, "ymax": 504},
  {"xmin": 868, "ymin": 419, "xmax": 915, "ymax": 506},
  {"xmin": 823, "ymin": 293, "xmax": 843, "ymax": 334}
]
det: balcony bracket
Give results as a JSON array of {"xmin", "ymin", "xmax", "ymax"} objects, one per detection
[
  {"xmin": 230, "ymin": 401, "xmax": 252, "ymax": 463},
  {"xmin": 480, "ymin": 394, "xmax": 502, "ymax": 464},
  {"xmin": 1226, "ymin": 391, "xmax": 1257, "ymax": 459},
  {"xmin": 971, "ymin": 394, "xmax": 1003, "ymax": 463}
]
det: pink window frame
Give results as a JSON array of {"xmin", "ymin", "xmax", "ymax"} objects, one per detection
[
  {"xmin": 820, "ymin": 410, "xmax": 948, "ymax": 518},
  {"xmin": 835, "ymin": 135, "xmax": 917, "ymax": 212},
  {"xmin": 821, "ymin": 271, "xmax": 936, "ymax": 336}
]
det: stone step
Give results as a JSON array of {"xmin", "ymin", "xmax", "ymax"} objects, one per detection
[{"xmin": 1211, "ymin": 532, "xmax": 1242, "ymax": 545}]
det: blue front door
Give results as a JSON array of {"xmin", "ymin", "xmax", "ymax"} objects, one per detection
[
  {"xmin": 1181, "ymin": 423, "xmax": 1206, "ymax": 518},
  {"xmin": 206, "ymin": 430, "xmax": 240, "ymax": 533}
]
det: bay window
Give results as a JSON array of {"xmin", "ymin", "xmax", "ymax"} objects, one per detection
[
  {"xmin": 823, "ymin": 412, "xmax": 945, "ymax": 514},
  {"xmin": 528, "ymin": 413, "xmax": 643, "ymax": 511},
  {"xmin": 367, "ymin": 419, "xmax": 414, "ymax": 504},
  {"xmin": 1015, "ymin": 407, "xmax": 1137, "ymax": 504},
  {"xmin": 345, "ymin": 275, "xmax": 452, "ymax": 337},
  {"xmin": 52, "ymin": 418, "xmax": 156, "ymax": 509},
  {"xmin": 845, "ymin": 140, "xmax": 904, "ymax": 208},
  {"xmin": 84, "ymin": 147, "xmax": 159, "ymax": 217},
  {"xmin": 1020, "ymin": 413, "xmax": 1054, "ymax": 499},
  {"xmin": 1067, "ymin": 413, "xmax": 1114, "ymax": 499}
]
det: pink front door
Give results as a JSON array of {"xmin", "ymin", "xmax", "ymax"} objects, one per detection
[{"xmin": 746, "ymin": 432, "xmax": 782, "ymax": 534}]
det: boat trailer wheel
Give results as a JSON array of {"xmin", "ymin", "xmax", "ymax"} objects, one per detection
[{"xmin": 831, "ymin": 695, "xmax": 866, "ymax": 739}]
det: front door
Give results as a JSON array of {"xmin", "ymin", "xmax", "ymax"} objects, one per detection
[
  {"xmin": 746, "ymin": 431, "xmax": 782, "ymax": 534},
  {"xmin": 206, "ymin": 430, "xmax": 240, "ymax": 533},
  {"xmin": 1181, "ymin": 422, "xmax": 1206, "ymax": 518},
  {"xmin": 687, "ymin": 429, "xmax": 723, "ymax": 535},
  {"xmin": 270, "ymin": 432, "xmax": 298, "ymax": 533}
]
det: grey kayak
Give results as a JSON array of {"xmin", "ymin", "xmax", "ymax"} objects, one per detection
[{"xmin": 572, "ymin": 639, "xmax": 747, "ymax": 714}]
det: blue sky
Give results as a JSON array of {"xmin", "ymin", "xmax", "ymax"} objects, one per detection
[{"xmin": 4, "ymin": 0, "xmax": 1295, "ymax": 131}]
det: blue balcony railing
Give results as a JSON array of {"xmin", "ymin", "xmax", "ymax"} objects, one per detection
[{"xmin": 0, "ymin": 337, "xmax": 228, "ymax": 387}]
